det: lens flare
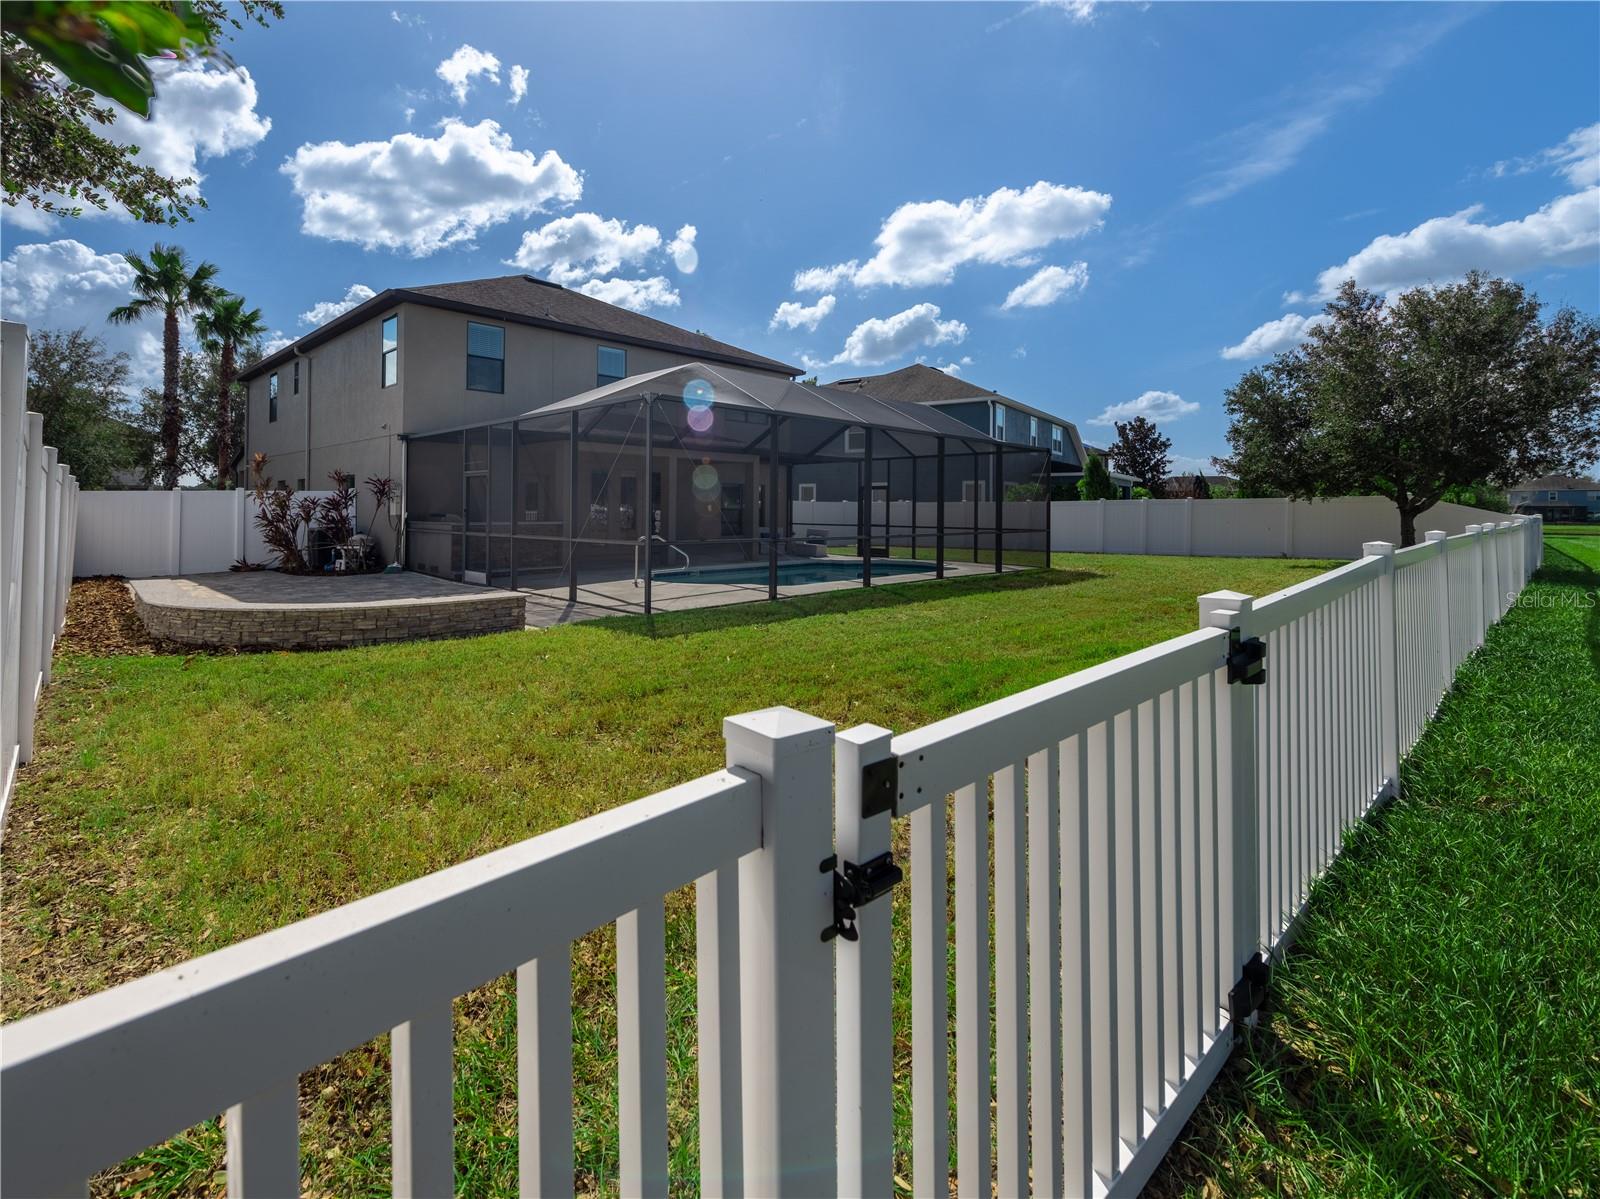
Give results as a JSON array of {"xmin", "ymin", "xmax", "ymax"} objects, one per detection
[
  {"xmin": 687, "ymin": 406, "xmax": 715, "ymax": 433},
  {"xmin": 683, "ymin": 378, "xmax": 714, "ymax": 411},
  {"xmin": 691, "ymin": 463, "xmax": 721, "ymax": 502}
]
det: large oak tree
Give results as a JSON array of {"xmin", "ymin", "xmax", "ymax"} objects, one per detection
[{"xmin": 1216, "ymin": 274, "xmax": 1600, "ymax": 545}]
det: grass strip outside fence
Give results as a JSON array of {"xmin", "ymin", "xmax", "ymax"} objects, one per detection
[{"xmin": 1149, "ymin": 535, "xmax": 1600, "ymax": 1197}]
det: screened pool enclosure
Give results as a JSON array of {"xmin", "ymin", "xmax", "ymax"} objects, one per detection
[{"xmin": 403, "ymin": 363, "xmax": 1051, "ymax": 613}]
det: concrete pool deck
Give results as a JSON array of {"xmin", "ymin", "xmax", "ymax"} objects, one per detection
[{"xmin": 520, "ymin": 556, "xmax": 1007, "ymax": 627}]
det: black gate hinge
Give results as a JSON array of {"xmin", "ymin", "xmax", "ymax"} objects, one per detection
[
  {"xmin": 820, "ymin": 851, "xmax": 903, "ymax": 942},
  {"xmin": 1228, "ymin": 952, "xmax": 1270, "ymax": 1029},
  {"xmin": 1227, "ymin": 628, "xmax": 1267, "ymax": 685},
  {"xmin": 861, "ymin": 756, "xmax": 898, "ymax": 820}
]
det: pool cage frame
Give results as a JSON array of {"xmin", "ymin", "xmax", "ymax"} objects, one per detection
[{"xmin": 401, "ymin": 364, "xmax": 1052, "ymax": 615}]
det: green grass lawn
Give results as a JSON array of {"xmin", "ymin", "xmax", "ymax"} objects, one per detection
[
  {"xmin": 3, "ymin": 551, "xmax": 1334, "ymax": 1197},
  {"xmin": 1150, "ymin": 534, "xmax": 1600, "ymax": 1198},
  {"xmin": 1540, "ymin": 522, "xmax": 1600, "ymax": 535}
]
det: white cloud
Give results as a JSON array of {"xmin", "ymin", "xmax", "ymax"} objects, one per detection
[
  {"xmin": 299, "ymin": 283, "xmax": 378, "ymax": 327},
  {"xmin": 1219, "ymin": 311, "xmax": 1328, "ymax": 360},
  {"xmin": 1296, "ymin": 189, "xmax": 1600, "ymax": 302},
  {"xmin": 391, "ymin": 10, "xmax": 425, "ymax": 27},
  {"xmin": 799, "ymin": 181, "xmax": 1111, "ymax": 290},
  {"xmin": 281, "ymin": 119, "xmax": 582, "ymax": 256},
  {"xmin": 1492, "ymin": 122, "xmax": 1599, "ymax": 190},
  {"xmin": 821, "ymin": 303, "xmax": 968, "ymax": 368},
  {"xmin": 0, "ymin": 239, "xmax": 164, "ymax": 389},
  {"xmin": 667, "ymin": 224, "xmax": 699, "ymax": 274},
  {"xmin": 403, "ymin": 106, "xmax": 416, "ymax": 125},
  {"xmin": 1089, "ymin": 390, "xmax": 1199, "ymax": 426},
  {"xmin": 263, "ymin": 332, "xmax": 296, "ymax": 355},
  {"xmin": 106, "ymin": 60, "xmax": 271, "ymax": 191},
  {"xmin": 1186, "ymin": 12, "xmax": 1469, "ymax": 206},
  {"xmin": 793, "ymin": 261, "xmax": 860, "ymax": 293},
  {"xmin": 1039, "ymin": 0, "xmax": 1098, "ymax": 21},
  {"xmin": 935, "ymin": 355, "xmax": 974, "ymax": 376},
  {"xmin": 508, "ymin": 65, "xmax": 529, "ymax": 106},
  {"xmin": 506, "ymin": 213, "xmax": 662, "ymax": 283},
  {"xmin": 769, "ymin": 294, "xmax": 836, "ymax": 332},
  {"xmin": 436, "ymin": 45, "xmax": 501, "ymax": 105},
  {"xmin": 1001, "ymin": 261, "xmax": 1089, "ymax": 309},
  {"xmin": 573, "ymin": 276, "xmax": 680, "ymax": 312}
]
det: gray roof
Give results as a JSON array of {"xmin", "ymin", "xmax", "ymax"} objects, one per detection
[
  {"xmin": 829, "ymin": 362, "xmax": 999, "ymax": 405},
  {"xmin": 243, "ymin": 274, "xmax": 798, "ymax": 381},
  {"xmin": 523, "ymin": 362, "xmax": 1003, "ymax": 446},
  {"xmin": 1513, "ymin": 474, "xmax": 1599, "ymax": 489}
]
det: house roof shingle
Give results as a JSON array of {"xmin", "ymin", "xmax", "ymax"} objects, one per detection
[
  {"xmin": 1513, "ymin": 474, "xmax": 1600, "ymax": 490},
  {"xmin": 242, "ymin": 274, "xmax": 799, "ymax": 381}
]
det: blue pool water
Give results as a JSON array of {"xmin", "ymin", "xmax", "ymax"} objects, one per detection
[{"xmin": 655, "ymin": 559, "xmax": 937, "ymax": 586}]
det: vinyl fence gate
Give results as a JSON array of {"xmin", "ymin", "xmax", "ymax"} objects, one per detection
[{"xmin": 0, "ymin": 518, "xmax": 1543, "ymax": 1198}]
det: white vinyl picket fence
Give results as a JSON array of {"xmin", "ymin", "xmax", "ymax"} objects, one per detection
[
  {"xmin": 1, "ymin": 321, "xmax": 81, "ymax": 828},
  {"xmin": 0, "ymin": 516, "xmax": 1544, "ymax": 1198}
]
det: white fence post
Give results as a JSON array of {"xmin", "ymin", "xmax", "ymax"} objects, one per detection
[
  {"xmin": 1425, "ymin": 531, "xmax": 1451, "ymax": 707},
  {"xmin": 724, "ymin": 707, "xmax": 837, "ymax": 1198},
  {"xmin": 1096, "ymin": 498, "xmax": 1107, "ymax": 553},
  {"xmin": 1282, "ymin": 497, "xmax": 1294, "ymax": 556},
  {"xmin": 1183, "ymin": 497, "xmax": 1194, "ymax": 556},
  {"xmin": 1138, "ymin": 497, "xmax": 1150, "ymax": 553},
  {"xmin": 16, "ymin": 414, "xmax": 46, "ymax": 768},
  {"xmin": 1477, "ymin": 523, "xmax": 1496, "ymax": 636},
  {"xmin": 834, "ymin": 724, "xmax": 894, "ymax": 1199},
  {"xmin": 1197, "ymin": 590, "xmax": 1261, "ymax": 1024},
  {"xmin": 40, "ymin": 450, "xmax": 59, "ymax": 685},
  {"xmin": 1363, "ymin": 542, "xmax": 1401, "ymax": 798}
]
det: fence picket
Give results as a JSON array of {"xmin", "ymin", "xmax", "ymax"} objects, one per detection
[
  {"xmin": 1027, "ymin": 744, "xmax": 1064, "ymax": 1195},
  {"xmin": 953, "ymin": 781, "xmax": 991, "ymax": 1199},
  {"xmin": 994, "ymin": 761, "xmax": 1029, "ymax": 1196},
  {"xmin": 910, "ymin": 784, "xmax": 950, "ymax": 1198},
  {"xmin": 617, "ymin": 901, "xmax": 668, "ymax": 1198},
  {"xmin": 517, "ymin": 952, "xmax": 574, "ymax": 1199},
  {"xmin": 391, "ymin": 1003, "xmax": 453, "ymax": 1199},
  {"xmin": 694, "ymin": 868, "xmax": 742, "ymax": 1199},
  {"xmin": 225, "ymin": 1078, "xmax": 299, "ymax": 1198}
]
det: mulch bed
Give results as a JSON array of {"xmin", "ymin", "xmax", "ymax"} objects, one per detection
[{"xmin": 58, "ymin": 576, "xmax": 196, "ymax": 657}]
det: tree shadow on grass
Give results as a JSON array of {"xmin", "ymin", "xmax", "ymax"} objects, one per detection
[
  {"xmin": 1531, "ymin": 542, "xmax": 1600, "ymax": 679},
  {"xmin": 598, "ymin": 567, "xmax": 1103, "ymax": 639}
]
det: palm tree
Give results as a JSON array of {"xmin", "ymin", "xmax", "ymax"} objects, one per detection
[
  {"xmin": 108, "ymin": 244, "xmax": 221, "ymax": 489},
  {"xmin": 195, "ymin": 293, "xmax": 267, "ymax": 488}
]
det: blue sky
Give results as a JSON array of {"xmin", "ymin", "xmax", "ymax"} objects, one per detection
[{"xmin": 3, "ymin": 0, "xmax": 1597, "ymax": 473}]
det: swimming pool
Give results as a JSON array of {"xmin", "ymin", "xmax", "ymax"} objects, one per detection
[{"xmin": 654, "ymin": 559, "xmax": 937, "ymax": 587}]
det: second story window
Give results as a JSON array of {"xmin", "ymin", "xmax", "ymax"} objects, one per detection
[
  {"xmin": 268, "ymin": 372, "xmax": 279, "ymax": 422},
  {"xmin": 1051, "ymin": 424, "xmax": 1064, "ymax": 455},
  {"xmin": 381, "ymin": 314, "xmax": 399, "ymax": 387},
  {"xmin": 292, "ymin": 360, "xmax": 300, "ymax": 395},
  {"xmin": 994, "ymin": 405, "xmax": 1005, "ymax": 438},
  {"xmin": 598, "ymin": 346, "xmax": 626, "ymax": 388},
  {"xmin": 467, "ymin": 322, "xmax": 505, "ymax": 393},
  {"xmin": 1029, "ymin": 415, "xmax": 1040, "ymax": 446}
]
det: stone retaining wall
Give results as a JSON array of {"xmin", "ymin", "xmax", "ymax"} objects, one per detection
[{"xmin": 132, "ymin": 589, "xmax": 527, "ymax": 649}]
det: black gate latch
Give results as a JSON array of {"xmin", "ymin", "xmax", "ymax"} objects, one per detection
[
  {"xmin": 1228, "ymin": 952, "xmax": 1270, "ymax": 1029},
  {"xmin": 821, "ymin": 852, "xmax": 903, "ymax": 942},
  {"xmin": 1227, "ymin": 628, "xmax": 1268, "ymax": 685}
]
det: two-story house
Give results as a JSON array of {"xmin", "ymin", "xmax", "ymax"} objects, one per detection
[
  {"xmin": 1507, "ymin": 475, "xmax": 1600, "ymax": 524},
  {"xmin": 827, "ymin": 363, "xmax": 1090, "ymax": 492},
  {"xmin": 240, "ymin": 274, "xmax": 799, "ymax": 559}
]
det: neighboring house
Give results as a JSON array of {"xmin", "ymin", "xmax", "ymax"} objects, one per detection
[
  {"xmin": 239, "ymin": 274, "xmax": 799, "ymax": 556},
  {"xmin": 1507, "ymin": 475, "xmax": 1600, "ymax": 523},
  {"xmin": 828, "ymin": 363, "xmax": 1087, "ymax": 488},
  {"xmin": 1162, "ymin": 472, "xmax": 1238, "ymax": 498},
  {"xmin": 1079, "ymin": 443, "xmax": 1140, "ymax": 498}
]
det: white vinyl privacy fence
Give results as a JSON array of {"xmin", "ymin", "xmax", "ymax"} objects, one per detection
[
  {"xmin": 1052, "ymin": 495, "xmax": 1513, "ymax": 560},
  {"xmin": 0, "ymin": 517, "xmax": 1544, "ymax": 1197},
  {"xmin": 1, "ymin": 321, "xmax": 80, "ymax": 827},
  {"xmin": 73, "ymin": 487, "xmax": 336, "ymax": 578}
]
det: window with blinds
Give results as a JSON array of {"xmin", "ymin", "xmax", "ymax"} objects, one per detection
[{"xmin": 467, "ymin": 322, "xmax": 505, "ymax": 393}]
